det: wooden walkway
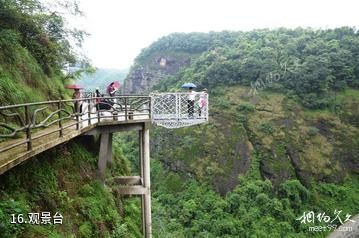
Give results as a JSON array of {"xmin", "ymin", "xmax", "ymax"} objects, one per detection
[
  {"xmin": 0, "ymin": 96, "xmax": 154, "ymax": 237},
  {"xmin": 0, "ymin": 96, "xmax": 151, "ymax": 175}
]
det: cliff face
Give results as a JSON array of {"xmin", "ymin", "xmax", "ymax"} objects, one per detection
[
  {"xmin": 118, "ymin": 30, "xmax": 359, "ymax": 237},
  {"xmin": 123, "ymin": 31, "xmax": 241, "ymax": 94},
  {"xmin": 124, "ymin": 55, "xmax": 191, "ymax": 94},
  {"xmin": 150, "ymin": 87, "xmax": 359, "ymax": 194},
  {"xmin": 124, "ymin": 31, "xmax": 359, "ymax": 196}
]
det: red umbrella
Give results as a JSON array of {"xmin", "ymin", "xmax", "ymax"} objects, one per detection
[
  {"xmin": 107, "ymin": 81, "xmax": 120, "ymax": 94},
  {"xmin": 65, "ymin": 84, "xmax": 83, "ymax": 90}
]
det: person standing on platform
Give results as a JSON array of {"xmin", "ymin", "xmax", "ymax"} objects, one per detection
[
  {"xmin": 187, "ymin": 87, "xmax": 196, "ymax": 118},
  {"xmin": 72, "ymin": 88, "xmax": 82, "ymax": 113},
  {"xmin": 198, "ymin": 89, "xmax": 207, "ymax": 117},
  {"xmin": 95, "ymin": 87, "xmax": 102, "ymax": 110}
]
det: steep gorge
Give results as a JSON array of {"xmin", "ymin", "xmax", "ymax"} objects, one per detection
[
  {"xmin": 124, "ymin": 29, "xmax": 359, "ymax": 237},
  {"xmin": 125, "ymin": 30, "xmax": 359, "ymax": 191}
]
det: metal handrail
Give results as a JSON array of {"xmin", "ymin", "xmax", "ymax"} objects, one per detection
[
  {"xmin": 0, "ymin": 95, "xmax": 151, "ymax": 154},
  {"xmin": 0, "ymin": 96, "xmax": 150, "ymax": 110}
]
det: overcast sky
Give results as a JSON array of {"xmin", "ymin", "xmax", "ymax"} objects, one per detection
[{"xmin": 73, "ymin": 0, "xmax": 359, "ymax": 69}]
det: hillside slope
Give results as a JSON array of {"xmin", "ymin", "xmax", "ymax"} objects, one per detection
[
  {"xmin": 0, "ymin": 0, "xmax": 87, "ymax": 103},
  {"xmin": 123, "ymin": 32, "xmax": 241, "ymax": 94},
  {"xmin": 125, "ymin": 28, "xmax": 359, "ymax": 237},
  {"xmin": 0, "ymin": 1, "xmax": 142, "ymax": 237},
  {"xmin": 0, "ymin": 137, "xmax": 141, "ymax": 238}
]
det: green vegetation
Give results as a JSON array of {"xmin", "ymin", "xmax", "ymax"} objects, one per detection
[
  {"xmin": 0, "ymin": 138, "xmax": 141, "ymax": 238},
  {"xmin": 0, "ymin": 0, "xmax": 89, "ymax": 104},
  {"xmin": 1, "ymin": 0, "xmax": 359, "ymax": 236},
  {"xmin": 0, "ymin": 1, "xmax": 142, "ymax": 237},
  {"xmin": 136, "ymin": 32, "xmax": 241, "ymax": 65},
  {"xmin": 152, "ymin": 28, "xmax": 359, "ymax": 109},
  {"xmin": 124, "ymin": 29, "xmax": 359, "ymax": 237},
  {"xmin": 146, "ymin": 84, "xmax": 358, "ymax": 237},
  {"xmin": 150, "ymin": 164, "xmax": 359, "ymax": 238},
  {"xmin": 147, "ymin": 86, "xmax": 359, "ymax": 237}
]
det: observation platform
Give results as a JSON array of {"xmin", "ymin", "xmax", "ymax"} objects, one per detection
[
  {"xmin": 0, "ymin": 92, "xmax": 209, "ymax": 175},
  {"xmin": 0, "ymin": 92, "xmax": 209, "ymax": 238}
]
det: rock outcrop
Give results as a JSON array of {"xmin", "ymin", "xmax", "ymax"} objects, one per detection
[{"xmin": 123, "ymin": 56, "xmax": 191, "ymax": 94}]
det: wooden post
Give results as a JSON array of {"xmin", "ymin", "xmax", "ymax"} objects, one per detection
[{"xmin": 142, "ymin": 123, "xmax": 152, "ymax": 238}]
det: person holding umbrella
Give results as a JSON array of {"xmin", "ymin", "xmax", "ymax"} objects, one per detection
[
  {"xmin": 73, "ymin": 89, "xmax": 82, "ymax": 113},
  {"xmin": 95, "ymin": 87, "xmax": 102, "ymax": 110},
  {"xmin": 108, "ymin": 82, "xmax": 116, "ymax": 97},
  {"xmin": 181, "ymin": 83, "xmax": 197, "ymax": 118},
  {"xmin": 107, "ymin": 81, "xmax": 120, "ymax": 97},
  {"xmin": 65, "ymin": 84, "xmax": 83, "ymax": 113}
]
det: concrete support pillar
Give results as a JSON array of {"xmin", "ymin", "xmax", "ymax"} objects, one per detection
[
  {"xmin": 97, "ymin": 123, "xmax": 151, "ymax": 237},
  {"xmin": 142, "ymin": 125, "xmax": 152, "ymax": 238},
  {"xmin": 98, "ymin": 133, "xmax": 113, "ymax": 180},
  {"xmin": 139, "ymin": 130, "xmax": 145, "ymax": 236},
  {"xmin": 106, "ymin": 133, "xmax": 113, "ymax": 167},
  {"xmin": 139, "ymin": 131, "xmax": 144, "ymax": 180},
  {"xmin": 141, "ymin": 195, "xmax": 146, "ymax": 236}
]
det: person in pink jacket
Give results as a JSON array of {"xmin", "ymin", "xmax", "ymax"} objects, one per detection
[{"xmin": 198, "ymin": 88, "xmax": 207, "ymax": 117}]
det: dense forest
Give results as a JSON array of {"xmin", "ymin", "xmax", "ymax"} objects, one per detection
[
  {"xmin": 148, "ymin": 29, "xmax": 359, "ymax": 109},
  {"xmin": 124, "ymin": 28, "xmax": 359, "ymax": 237}
]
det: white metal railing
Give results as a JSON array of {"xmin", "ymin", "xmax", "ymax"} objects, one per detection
[{"xmin": 150, "ymin": 92, "xmax": 209, "ymax": 129}]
